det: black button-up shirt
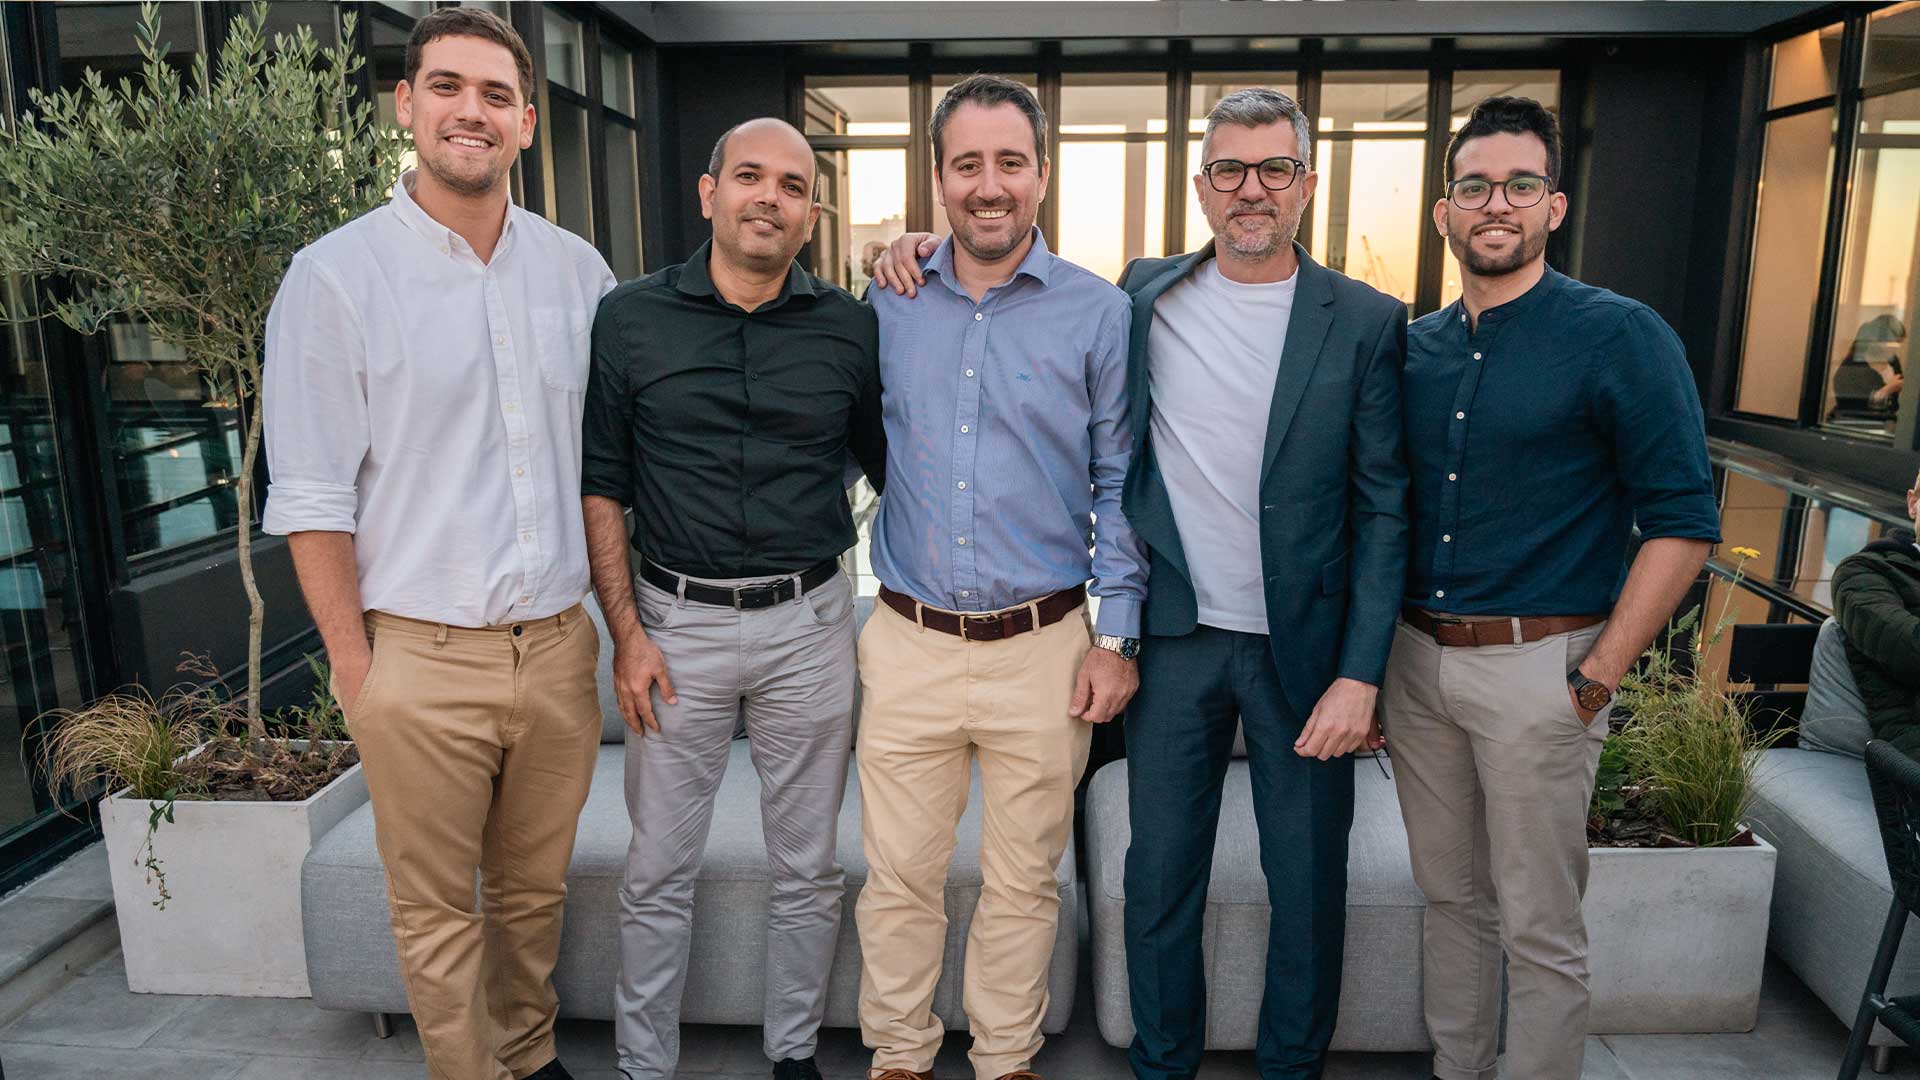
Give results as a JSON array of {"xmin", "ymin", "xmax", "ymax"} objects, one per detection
[
  {"xmin": 581, "ymin": 242, "xmax": 885, "ymax": 578},
  {"xmin": 1404, "ymin": 267, "xmax": 1721, "ymax": 616}
]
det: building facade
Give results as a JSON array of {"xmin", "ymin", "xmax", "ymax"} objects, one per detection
[{"xmin": 0, "ymin": 0, "xmax": 1914, "ymax": 890}]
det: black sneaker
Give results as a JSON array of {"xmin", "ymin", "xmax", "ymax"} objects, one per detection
[
  {"xmin": 774, "ymin": 1057, "xmax": 823, "ymax": 1080},
  {"xmin": 522, "ymin": 1060, "xmax": 575, "ymax": 1080}
]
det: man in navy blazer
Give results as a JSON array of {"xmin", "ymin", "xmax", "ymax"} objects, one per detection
[{"xmin": 1114, "ymin": 88, "xmax": 1407, "ymax": 1080}]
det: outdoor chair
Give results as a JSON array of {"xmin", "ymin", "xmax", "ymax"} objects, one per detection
[{"xmin": 1838, "ymin": 740, "xmax": 1920, "ymax": 1078}]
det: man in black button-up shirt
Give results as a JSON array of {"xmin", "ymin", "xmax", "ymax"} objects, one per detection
[
  {"xmin": 1382, "ymin": 98, "xmax": 1719, "ymax": 1080},
  {"xmin": 581, "ymin": 117, "xmax": 882, "ymax": 1080}
]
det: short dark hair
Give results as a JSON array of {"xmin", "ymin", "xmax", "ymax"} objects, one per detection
[
  {"xmin": 930, "ymin": 74, "xmax": 1047, "ymax": 172},
  {"xmin": 405, "ymin": 7, "xmax": 535, "ymax": 104},
  {"xmin": 1445, "ymin": 95, "xmax": 1562, "ymax": 189}
]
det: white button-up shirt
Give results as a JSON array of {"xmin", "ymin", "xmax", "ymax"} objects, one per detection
[{"xmin": 262, "ymin": 172, "xmax": 617, "ymax": 627}]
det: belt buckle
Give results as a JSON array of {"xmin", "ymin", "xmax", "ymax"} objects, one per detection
[
  {"xmin": 733, "ymin": 582, "xmax": 783, "ymax": 610},
  {"xmin": 959, "ymin": 612, "xmax": 1003, "ymax": 642}
]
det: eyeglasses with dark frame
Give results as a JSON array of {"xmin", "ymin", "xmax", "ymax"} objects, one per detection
[
  {"xmin": 1447, "ymin": 174, "xmax": 1552, "ymax": 211},
  {"xmin": 1201, "ymin": 155, "xmax": 1306, "ymax": 194}
]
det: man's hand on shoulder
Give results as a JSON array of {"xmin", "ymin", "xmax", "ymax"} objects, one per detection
[
  {"xmin": 1295, "ymin": 677, "xmax": 1380, "ymax": 760},
  {"xmin": 872, "ymin": 233, "xmax": 942, "ymax": 298}
]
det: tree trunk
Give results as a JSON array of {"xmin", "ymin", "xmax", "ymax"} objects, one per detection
[{"xmin": 236, "ymin": 395, "xmax": 266, "ymax": 740}]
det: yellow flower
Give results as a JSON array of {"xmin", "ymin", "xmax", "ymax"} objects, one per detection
[{"xmin": 1730, "ymin": 546, "xmax": 1761, "ymax": 561}]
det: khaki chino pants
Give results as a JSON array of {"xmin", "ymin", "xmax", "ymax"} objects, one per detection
[
  {"xmin": 342, "ymin": 605, "xmax": 602, "ymax": 1080},
  {"xmin": 1381, "ymin": 618, "xmax": 1610, "ymax": 1080},
  {"xmin": 855, "ymin": 598, "xmax": 1093, "ymax": 1080}
]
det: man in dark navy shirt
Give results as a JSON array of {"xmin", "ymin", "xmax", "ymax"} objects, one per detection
[{"xmin": 1383, "ymin": 97, "xmax": 1720, "ymax": 1080}]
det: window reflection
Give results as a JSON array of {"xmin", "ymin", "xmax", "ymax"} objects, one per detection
[
  {"xmin": 1737, "ymin": 107, "xmax": 1835, "ymax": 419},
  {"xmin": 106, "ymin": 322, "xmax": 243, "ymax": 560},
  {"xmin": 1058, "ymin": 74, "xmax": 1169, "ymax": 282},
  {"xmin": 1824, "ymin": 91, "xmax": 1918, "ymax": 441},
  {"xmin": 543, "ymin": 9, "xmax": 586, "ymax": 96},
  {"xmin": 543, "ymin": 98, "xmax": 593, "ymax": 242},
  {"xmin": 605, "ymin": 123, "xmax": 644, "ymax": 280},
  {"xmin": 1771, "ymin": 24, "xmax": 1847, "ymax": 109},
  {"xmin": 1865, "ymin": 2, "xmax": 1920, "ymax": 89}
]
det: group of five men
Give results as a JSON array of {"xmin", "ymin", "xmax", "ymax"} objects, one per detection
[{"xmin": 262, "ymin": 9, "xmax": 1721, "ymax": 1080}]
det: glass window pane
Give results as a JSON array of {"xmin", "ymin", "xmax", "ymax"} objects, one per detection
[
  {"xmin": 1449, "ymin": 70, "xmax": 1559, "ymax": 132},
  {"xmin": 601, "ymin": 38, "xmax": 635, "ymax": 116},
  {"xmin": 1737, "ymin": 108, "xmax": 1836, "ymax": 419},
  {"xmin": 105, "ymin": 321, "xmax": 244, "ymax": 560},
  {"xmin": 1865, "ymin": 2, "xmax": 1920, "ymax": 89},
  {"xmin": 803, "ymin": 77, "xmax": 910, "ymax": 137},
  {"xmin": 1318, "ymin": 70, "xmax": 1429, "ymax": 133},
  {"xmin": 1057, "ymin": 76, "xmax": 1170, "ymax": 281},
  {"xmin": 53, "ymin": 2, "xmax": 202, "ymax": 95},
  {"xmin": 1770, "ymin": 25, "xmax": 1846, "ymax": 109},
  {"xmin": 604, "ymin": 122, "xmax": 644, "ymax": 281},
  {"xmin": 542, "ymin": 98, "xmax": 592, "ymax": 241},
  {"xmin": 543, "ymin": 9, "xmax": 585, "ymax": 94},
  {"xmin": 811, "ymin": 148, "xmax": 906, "ymax": 296},
  {"xmin": 1308, "ymin": 138, "xmax": 1424, "ymax": 305},
  {"xmin": 1822, "ymin": 87, "xmax": 1918, "ymax": 441},
  {"xmin": 0, "ymin": 280, "xmax": 95, "ymax": 832}
]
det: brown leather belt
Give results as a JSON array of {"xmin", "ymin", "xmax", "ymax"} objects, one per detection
[
  {"xmin": 879, "ymin": 585, "xmax": 1085, "ymax": 642},
  {"xmin": 1402, "ymin": 605, "xmax": 1606, "ymax": 647}
]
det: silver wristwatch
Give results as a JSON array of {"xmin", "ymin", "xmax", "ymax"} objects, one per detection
[{"xmin": 1093, "ymin": 634, "xmax": 1141, "ymax": 660}]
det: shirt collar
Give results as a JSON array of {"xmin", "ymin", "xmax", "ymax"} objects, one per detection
[
  {"xmin": 1470, "ymin": 262, "xmax": 1565, "ymax": 327},
  {"xmin": 675, "ymin": 239, "xmax": 816, "ymax": 307},
  {"xmin": 390, "ymin": 169, "xmax": 517, "ymax": 260},
  {"xmin": 925, "ymin": 227, "xmax": 1056, "ymax": 298}
]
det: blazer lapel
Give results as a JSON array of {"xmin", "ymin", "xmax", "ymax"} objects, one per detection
[
  {"xmin": 1259, "ymin": 244, "xmax": 1334, "ymax": 489},
  {"xmin": 1127, "ymin": 246, "xmax": 1214, "ymax": 443}
]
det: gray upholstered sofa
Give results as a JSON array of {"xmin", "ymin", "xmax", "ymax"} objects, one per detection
[
  {"xmin": 1082, "ymin": 745, "xmax": 1430, "ymax": 1052},
  {"xmin": 1747, "ymin": 616, "xmax": 1915, "ymax": 1059},
  {"xmin": 301, "ymin": 596, "xmax": 1079, "ymax": 1035}
]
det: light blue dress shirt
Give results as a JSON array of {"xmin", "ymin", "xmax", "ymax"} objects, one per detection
[{"xmin": 868, "ymin": 231, "xmax": 1147, "ymax": 638}]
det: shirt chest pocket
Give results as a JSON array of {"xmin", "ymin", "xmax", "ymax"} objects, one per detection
[{"xmin": 530, "ymin": 308, "xmax": 591, "ymax": 392}]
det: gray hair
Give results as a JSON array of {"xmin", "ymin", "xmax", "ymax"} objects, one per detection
[{"xmin": 1199, "ymin": 87, "xmax": 1313, "ymax": 170}]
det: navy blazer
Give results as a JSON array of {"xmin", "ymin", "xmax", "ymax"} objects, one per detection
[{"xmin": 1117, "ymin": 243, "xmax": 1409, "ymax": 717}]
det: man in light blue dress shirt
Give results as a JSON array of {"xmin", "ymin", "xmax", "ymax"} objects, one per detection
[{"xmin": 854, "ymin": 75, "xmax": 1147, "ymax": 1080}]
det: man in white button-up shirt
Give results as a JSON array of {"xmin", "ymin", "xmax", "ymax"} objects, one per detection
[{"xmin": 262, "ymin": 11, "xmax": 613, "ymax": 1080}]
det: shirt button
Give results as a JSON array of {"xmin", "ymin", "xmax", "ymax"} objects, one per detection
[
  {"xmin": 1435, "ymin": 589, "xmax": 1447, "ymax": 599},
  {"xmin": 514, "ymin": 467, "xmax": 525, "ymax": 477},
  {"xmin": 957, "ymin": 537, "xmax": 968, "ymax": 545},
  {"xmin": 965, "ymin": 369, "xmax": 975, "ymax": 378},
  {"xmin": 1448, "ymin": 472, "xmax": 1458, "ymax": 481},
  {"xmin": 1455, "ymin": 411, "xmax": 1466, "ymax": 420},
  {"xmin": 957, "ymin": 481, "xmax": 967, "ymax": 490},
  {"xmin": 519, "ymin": 594, "xmax": 531, "ymax": 604},
  {"xmin": 960, "ymin": 425, "xmax": 970, "ymax": 434},
  {"xmin": 960, "ymin": 590, "xmax": 970, "ymax": 598},
  {"xmin": 495, "ymin": 335, "xmax": 507, "ymax": 346},
  {"xmin": 520, "ymin": 531, "xmax": 531, "ymax": 543},
  {"xmin": 1443, "ymin": 534, "xmax": 1452, "ymax": 543},
  {"xmin": 974, "ymin": 312, "xmax": 983, "ymax": 321},
  {"xmin": 1472, "ymin": 352, "xmax": 1483, "ymax": 360},
  {"xmin": 504, "ymin": 402, "xmax": 518, "ymax": 413}
]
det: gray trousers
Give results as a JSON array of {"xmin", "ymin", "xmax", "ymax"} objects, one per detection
[{"xmin": 614, "ymin": 566, "xmax": 857, "ymax": 1079}]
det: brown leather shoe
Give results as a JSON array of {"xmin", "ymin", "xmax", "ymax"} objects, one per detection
[{"xmin": 868, "ymin": 1071, "xmax": 933, "ymax": 1080}]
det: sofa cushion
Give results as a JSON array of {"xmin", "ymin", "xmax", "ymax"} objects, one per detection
[
  {"xmin": 305, "ymin": 735, "xmax": 1077, "ymax": 1032},
  {"xmin": 1747, "ymin": 746, "xmax": 1920, "ymax": 1045},
  {"xmin": 1082, "ymin": 757, "xmax": 1428, "ymax": 1053},
  {"xmin": 1800, "ymin": 618, "xmax": 1872, "ymax": 760}
]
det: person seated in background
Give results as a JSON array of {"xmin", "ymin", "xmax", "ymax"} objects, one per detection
[
  {"xmin": 1832, "ymin": 466, "xmax": 1920, "ymax": 758},
  {"xmin": 1828, "ymin": 313, "xmax": 1906, "ymax": 425}
]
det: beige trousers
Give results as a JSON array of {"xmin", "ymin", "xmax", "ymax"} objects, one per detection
[
  {"xmin": 854, "ymin": 598, "xmax": 1093, "ymax": 1080},
  {"xmin": 341, "ymin": 605, "xmax": 602, "ymax": 1080},
  {"xmin": 1381, "ymin": 618, "xmax": 1610, "ymax": 1080}
]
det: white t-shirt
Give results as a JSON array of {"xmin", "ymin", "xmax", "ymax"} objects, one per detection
[{"xmin": 1146, "ymin": 259, "xmax": 1298, "ymax": 634}]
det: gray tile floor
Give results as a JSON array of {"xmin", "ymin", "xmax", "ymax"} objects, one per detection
[{"xmin": 0, "ymin": 944, "xmax": 1911, "ymax": 1080}]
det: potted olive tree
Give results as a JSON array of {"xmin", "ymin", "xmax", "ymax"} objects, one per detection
[
  {"xmin": 0, "ymin": 2, "xmax": 405, "ymax": 996},
  {"xmin": 1584, "ymin": 546, "xmax": 1784, "ymax": 1034}
]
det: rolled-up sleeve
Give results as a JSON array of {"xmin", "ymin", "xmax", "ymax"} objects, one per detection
[
  {"xmin": 1086, "ymin": 299, "xmax": 1148, "ymax": 638},
  {"xmin": 262, "ymin": 253, "xmax": 368, "ymax": 535},
  {"xmin": 1598, "ymin": 308, "xmax": 1722, "ymax": 544},
  {"xmin": 581, "ymin": 289, "xmax": 633, "ymax": 505}
]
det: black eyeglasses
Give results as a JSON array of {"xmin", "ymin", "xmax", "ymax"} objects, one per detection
[
  {"xmin": 1201, "ymin": 156, "xmax": 1305, "ymax": 193},
  {"xmin": 1447, "ymin": 174, "xmax": 1551, "ymax": 210}
]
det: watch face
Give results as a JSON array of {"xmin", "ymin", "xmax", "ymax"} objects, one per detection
[{"xmin": 1576, "ymin": 681, "xmax": 1612, "ymax": 711}]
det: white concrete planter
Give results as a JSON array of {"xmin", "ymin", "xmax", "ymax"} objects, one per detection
[
  {"xmin": 99, "ymin": 741, "xmax": 367, "ymax": 997},
  {"xmin": 1584, "ymin": 833, "xmax": 1777, "ymax": 1033}
]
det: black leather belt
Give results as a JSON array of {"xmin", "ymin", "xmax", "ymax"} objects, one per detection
[{"xmin": 641, "ymin": 558, "xmax": 840, "ymax": 610}]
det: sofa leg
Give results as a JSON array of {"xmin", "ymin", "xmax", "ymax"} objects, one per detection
[
  {"xmin": 371, "ymin": 1012, "xmax": 394, "ymax": 1040},
  {"xmin": 1873, "ymin": 1044, "xmax": 1893, "ymax": 1074}
]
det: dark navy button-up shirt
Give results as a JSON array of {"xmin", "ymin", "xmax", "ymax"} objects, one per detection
[{"xmin": 1404, "ymin": 266, "xmax": 1721, "ymax": 616}]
